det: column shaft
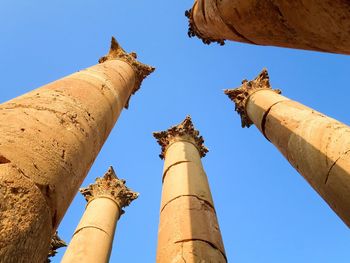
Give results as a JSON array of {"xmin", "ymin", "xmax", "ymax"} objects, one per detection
[
  {"xmin": 0, "ymin": 38, "xmax": 153, "ymax": 262},
  {"xmin": 154, "ymin": 117, "xmax": 227, "ymax": 262},
  {"xmin": 186, "ymin": 0, "xmax": 350, "ymax": 54},
  {"xmin": 61, "ymin": 198, "xmax": 120, "ymax": 263},
  {"xmin": 225, "ymin": 70, "xmax": 350, "ymax": 227}
]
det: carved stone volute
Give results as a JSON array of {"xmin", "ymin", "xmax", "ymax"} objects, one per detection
[
  {"xmin": 224, "ymin": 69, "xmax": 282, "ymax": 128},
  {"xmin": 46, "ymin": 231, "xmax": 66, "ymax": 263},
  {"xmin": 99, "ymin": 37, "xmax": 155, "ymax": 108},
  {"xmin": 185, "ymin": 6, "xmax": 225, "ymax": 45},
  {"xmin": 80, "ymin": 166, "xmax": 138, "ymax": 214},
  {"xmin": 153, "ymin": 115, "xmax": 209, "ymax": 159}
]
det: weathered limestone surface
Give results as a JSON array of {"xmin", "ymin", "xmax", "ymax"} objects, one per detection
[
  {"xmin": 154, "ymin": 116, "xmax": 227, "ymax": 262},
  {"xmin": 0, "ymin": 37, "xmax": 153, "ymax": 262},
  {"xmin": 61, "ymin": 167, "xmax": 138, "ymax": 263},
  {"xmin": 225, "ymin": 69, "xmax": 350, "ymax": 227},
  {"xmin": 186, "ymin": 0, "xmax": 350, "ymax": 54}
]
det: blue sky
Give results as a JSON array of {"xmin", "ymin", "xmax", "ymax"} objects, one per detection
[{"xmin": 1, "ymin": 1, "xmax": 350, "ymax": 262}]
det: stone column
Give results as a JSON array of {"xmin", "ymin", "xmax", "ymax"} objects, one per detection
[
  {"xmin": 61, "ymin": 166, "xmax": 138, "ymax": 263},
  {"xmin": 224, "ymin": 69, "xmax": 350, "ymax": 227},
  {"xmin": 153, "ymin": 116, "xmax": 227, "ymax": 262},
  {"xmin": 0, "ymin": 37, "xmax": 154, "ymax": 262},
  {"xmin": 185, "ymin": 0, "xmax": 350, "ymax": 54}
]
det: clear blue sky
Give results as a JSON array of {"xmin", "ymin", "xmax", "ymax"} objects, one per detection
[{"xmin": 1, "ymin": 1, "xmax": 349, "ymax": 262}]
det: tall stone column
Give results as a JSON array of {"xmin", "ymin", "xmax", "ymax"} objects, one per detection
[
  {"xmin": 185, "ymin": 0, "xmax": 350, "ymax": 54},
  {"xmin": 224, "ymin": 69, "xmax": 350, "ymax": 227},
  {"xmin": 0, "ymin": 37, "xmax": 154, "ymax": 262},
  {"xmin": 61, "ymin": 166, "xmax": 138, "ymax": 263},
  {"xmin": 153, "ymin": 116, "xmax": 227, "ymax": 262}
]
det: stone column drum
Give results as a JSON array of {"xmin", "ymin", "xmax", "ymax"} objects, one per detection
[
  {"xmin": 0, "ymin": 37, "xmax": 154, "ymax": 262},
  {"xmin": 225, "ymin": 69, "xmax": 350, "ymax": 227},
  {"xmin": 61, "ymin": 166, "xmax": 138, "ymax": 263},
  {"xmin": 185, "ymin": 0, "xmax": 350, "ymax": 54},
  {"xmin": 153, "ymin": 116, "xmax": 227, "ymax": 262}
]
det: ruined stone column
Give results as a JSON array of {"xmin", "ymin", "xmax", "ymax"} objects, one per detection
[
  {"xmin": 185, "ymin": 0, "xmax": 350, "ymax": 54},
  {"xmin": 225, "ymin": 69, "xmax": 350, "ymax": 227},
  {"xmin": 0, "ymin": 37, "xmax": 154, "ymax": 262},
  {"xmin": 153, "ymin": 116, "xmax": 227, "ymax": 262},
  {"xmin": 61, "ymin": 166, "xmax": 138, "ymax": 263}
]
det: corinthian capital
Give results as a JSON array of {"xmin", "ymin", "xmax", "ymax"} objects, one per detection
[
  {"xmin": 224, "ymin": 69, "xmax": 282, "ymax": 128},
  {"xmin": 99, "ymin": 37, "xmax": 155, "ymax": 108},
  {"xmin": 80, "ymin": 166, "xmax": 138, "ymax": 213},
  {"xmin": 46, "ymin": 231, "xmax": 66, "ymax": 263},
  {"xmin": 185, "ymin": 6, "xmax": 225, "ymax": 45},
  {"xmin": 153, "ymin": 115, "xmax": 208, "ymax": 159}
]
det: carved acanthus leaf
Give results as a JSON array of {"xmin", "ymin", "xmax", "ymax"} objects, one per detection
[
  {"xmin": 80, "ymin": 166, "xmax": 138, "ymax": 214},
  {"xmin": 153, "ymin": 115, "xmax": 208, "ymax": 159},
  {"xmin": 99, "ymin": 37, "xmax": 155, "ymax": 108},
  {"xmin": 46, "ymin": 231, "xmax": 66, "ymax": 263},
  {"xmin": 224, "ymin": 68, "xmax": 282, "ymax": 128},
  {"xmin": 185, "ymin": 7, "xmax": 225, "ymax": 45}
]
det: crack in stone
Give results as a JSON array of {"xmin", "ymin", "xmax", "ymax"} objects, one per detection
[
  {"xmin": 260, "ymin": 100, "xmax": 287, "ymax": 141},
  {"xmin": 175, "ymin": 238, "xmax": 227, "ymax": 262},
  {"xmin": 161, "ymin": 194, "xmax": 215, "ymax": 213},
  {"xmin": 73, "ymin": 225, "xmax": 110, "ymax": 237},
  {"xmin": 215, "ymin": 0, "xmax": 257, "ymax": 45},
  {"xmin": 162, "ymin": 160, "xmax": 191, "ymax": 183},
  {"xmin": 325, "ymin": 149, "xmax": 350, "ymax": 184},
  {"xmin": 0, "ymin": 104, "xmax": 63, "ymax": 116}
]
